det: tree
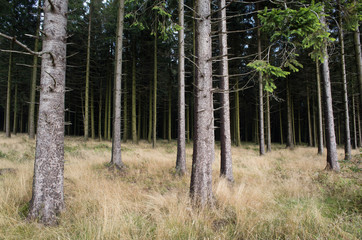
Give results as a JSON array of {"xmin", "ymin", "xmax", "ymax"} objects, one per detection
[
  {"xmin": 110, "ymin": 0, "xmax": 125, "ymax": 169},
  {"xmin": 28, "ymin": 0, "xmax": 69, "ymax": 225},
  {"xmin": 337, "ymin": 0, "xmax": 352, "ymax": 160},
  {"xmin": 5, "ymin": 41, "xmax": 13, "ymax": 138},
  {"xmin": 176, "ymin": 0, "xmax": 186, "ymax": 175},
  {"xmin": 219, "ymin": 0, "xmax": 233, "ymax": 182},
  {"xmin": 190, "ymin": 0, "xmax": 214, "ymax": 206}
]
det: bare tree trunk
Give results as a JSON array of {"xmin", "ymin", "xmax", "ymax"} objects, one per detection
[
  {"xmin": 107, "ymin": 75, "xmax": 111, "ymax": 140},
  {"xmin": 123, "ymin": 70, "xmax": 128, "ymax": 142},
  {"xmin": 168, "ymin": 88, "xmax": 172, "ymax": 142},
  {"xmin": 257, "ymin": 3, "xmax": 265, "ymax": 155},
  {"xmin": 320, "ymin": 14, "xmax": 339, "ymax": 172},
  {"xmin": 84, "ymin": 1, "xmax": 92, "ymax": 141},
  {"xmin": 6, "ymin": 41, "xmax": 13, "ymax": 138},
  {"xmin": 266, "ymin": 91, "xmax": 271, "ymax": 152},
  {"xmin": 313, "ymin": 96, "xmax": 317, "ymax": 147},
  {"xmin": 218, "ymin": 0, "xmax": 233, "ymax": 182},
  {"xmin": 110, "ymin": 0, "xmax": 125, "ymax": 169},
  {"xmin": 176, "ymin": 0, "xmax": 186, "ymax": 174},
  {"xmin": 316, "ymin": 61, "xmax": 324, "ymax": 154},
  {"xmin": 190, "ymin": 0, "xmax": 214, "ymax": 206},
  {"xmin": 338, "ymin": 0, "xmax": 352, "ymax": 160},
  {"xmin": 307, "ymin": 82, "xmax": 313, "ymax": 146},
  {"xmin": 131, "ymin": 40, "xmax": 137, "ymax": 144},
  {"xmin": 29, "ymin": 2, "xmax": 41, "ymax": 139},
  {"xmin": 98, "ymin": 82, "xmax": 102, "ymax": 141},
  {"xmin": 152, "ymin": 25, "xmax": 158, "ymax": 148},
  {"xmin": 353, "ymin": 0, "xmax": 362, "ymax": 105},
  {"xmin": 357, "ymin": 99, "xmax": 361, "ymax": 147},
  {"xmin": 148, "ymin": 83, "xmax": 152, "ymax": 143},
  {"xmin": 28, "ymin": 0, "xmax": 68, "ymax": 225},
  {"xmin": 286, "ymin": 79, "xmax": 294, "ymax": 149},
  {"xmin": 91, "ymin": 87, "xmax": 95, "ymax": 139},
  {"xmin": 279, "ymin": 103, "xmax": 283, "ymax": 144},
  {"xmin": 352, "ymin": 95, "xmax": 357, "ymax": 149},
  {"xmin": 12, "ymin": 83, "xmax": 18, "ymax": 135},
  {"xmin": 235, "ymin": 81, "xmax": 241, "ymax": 146}
]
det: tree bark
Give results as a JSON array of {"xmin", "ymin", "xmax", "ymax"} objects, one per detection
[
  {"xmin": 148, "ymin": 82, "xmax": 152, "ymax": 143},
  {"xmin": 352, "ymin": 95, "xmax": 357, "ymax": 149},
  {"xmin": 338, "ymin": 0, "xmax": 352, "ymax": 160},
  {"xmin": 316, "ymin": 61, "xmax": 324, "ymax": 154},
  {"xmin": 353, "ymin": 0, "xmax": 362, "ymax": 105},
  {"xmin": 279, "ymin": 103, "xmax": 283, "ymax": 144},
  {"xmin": 123, "ymin": 68, "xmax": 128, "ymax": 142},
  {"xmin": 176, "ymin": 0, "xmax": 186, "ymax": 175},
  {"xmin": 219, "ymin": 0, "xmax": 233, "ymax": 182},
  {"xmin": 28, "ymin": 0, "xmax": 68, "ymax": 225},
  {"xmin": 190, "ymin": 0, "xmax": 214, "ymax": 206},
  {"xmin": 110, "ymin": 0, "xmax": 125, "ymax": 169},
  {"xmin": 320, "ymin": 13, "xmax": 339, "ymax": 172}
]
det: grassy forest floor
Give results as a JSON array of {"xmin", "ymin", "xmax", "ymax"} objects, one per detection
[{"xmin": 0, "ymin": 133, "xmax": 361, "ymax": 239}]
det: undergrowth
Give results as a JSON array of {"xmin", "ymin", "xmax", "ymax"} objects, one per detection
[{"xmin": 0, "ymin": 133, "xmax": 360, "ymax": 239}]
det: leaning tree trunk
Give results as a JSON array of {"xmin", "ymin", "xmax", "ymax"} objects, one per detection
[
  {"xmin": 316, "ymin": 61, "xmax": 324, "ymax": 154},
  {"xmin": 219, "ymin": 0, "xmax": 233, "ymax": 182},
  {"xmin": 190, "ymin": 0, "xmax": 214, "ymax": 207},
  {"xmin": 6, "ymin": 41, "xmax": 13, "ymax": 138},
  {"xmin": 110, "ymin": 0, "xmax": 125, "ymax": 169},
  {"xmin": 320, "ymin": 14, "xmax": 339, "ymax": 172},
  {"xmin": 29, "ymin": 2, "xmax": 41, "ymax": 139},
  {"xmin": 176, "ymin": 0, "xmax": 186, "ymax": 174},
  {"xmin": 28, "ymin": 0, "xmax": 69, "ymax": 225},
  {"xmin": 338, "ymin": 0, "xmax": 352, "ymax": 160}
]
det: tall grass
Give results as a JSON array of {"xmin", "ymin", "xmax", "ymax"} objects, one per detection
[{"xmin": 0, "ymin": 133, "xmax": 360, "ymax": 239}]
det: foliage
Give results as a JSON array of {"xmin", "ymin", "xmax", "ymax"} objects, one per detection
[
  {"xmin": 259, "ymin": 3, "xmax": 335, "ymax": 62},
  {"xmin": 247, "ymin": 60, "xmax": 290, "ymax": 92}
]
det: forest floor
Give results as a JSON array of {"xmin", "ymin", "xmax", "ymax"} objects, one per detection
[{"xmin": 0, "ymin": 133, "xmax": 361, "ymax": 239}]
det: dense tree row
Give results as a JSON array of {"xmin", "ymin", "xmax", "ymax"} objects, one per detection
[{"xmin": 0, "ymin": 0, "xmax": 361, "ymax": 224}]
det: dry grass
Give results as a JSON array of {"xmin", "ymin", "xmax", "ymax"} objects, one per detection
[{"xmin": 0, "ymin": 133, "xmax": 361, "ymax": 239}]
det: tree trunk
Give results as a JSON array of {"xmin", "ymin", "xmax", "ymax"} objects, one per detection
[
  {"xmin": 266, "ymin": 91, "xmax": 271, "ymax": 152},
  {"xmin": 257, "ymin": 4, "xmax": 265, "ymax": 155},
  {"xmin": 176, "ymin": 0, "xmax": 186, "ymax": 175},
  {"xmin": 29, "ymin": 3, "xmax": 41, "ymax": 139},
  {"xmin": 84, "ymin": 1, "xmax": 92, "ymax": 141},
  {"xmin": 28, "ymin": 0, "xmax": 68, "ymax": 225},
  {"xmin": 12, "ymin": 83, "xmax": 18, "ymax": 135},
  {"xmin": 279, "ymin": 103, "xmax": 283, "ymax": 144},
  {"xmin": 131, "ymin": 40, "xmax": 137, "ymax": 143},
  {"xmin": 107, "ymin": 74, "xmax": 111, "ymax": 140},
  {"xmin": 316, "ymin": 61, "xmax": 324, "ymax": 154},
  {"xmin": 338, "ymin": 0, "xmax": 352, "ymax": 160},
  {"xmin": 123, "ymin": 68, "xmax": 128, "ymax": 142},
  {"xmin": 307, "ymin": 82, "xmax": 313, "ymax": 146},
  {"xmin": 137, "ymin": 94, "xmax": 141, "ymax": 141},
  {"xmin": 190, "ymin": 0, "xmax": 214, "ymax": 206},
  {"xmin": 313, "ymin": 96, "xmax": 317, "ymax": 147},
  {"xmin": 320, "ymin": 13, "xmax": 339, "ymax": 172},
  {"xmin": 353, "ymin": 0, "xmax": 362, "ymax": 105},
  {"xmin": 168, "ymin": 87, "xmax": 172, "ymax": 142},
  {"xmin": 219, "ymin": 0, "xmax": 233, "ymax": 182},
  {"xmin": 298, "ymin": 107, "xmax": 301, "ymax": 145},
  {"xmin": 235, "ymin": 81, "xmax": 241, "ymax": 146},
  {"xmin": 286, "ymin": 79, "xmax": 294, "ymax": 149},
  {"xmin": 352, "ymin": 95, "xmax": 357, "ymax": 149},
  {"xmin": 148, "ymin": 83, "xmax": 152, "ymax": 143},
  {"xmin": 104, "ymin": 76, "xmax": 109, "ymax": 140},
  {"xmin": 91, "ymin": 87, "xmax": 95, "ymax": 139},
  {"xmin": 152, "ymin": 23, "xmax": 158, "ymax": 148},
  {"xmin": 6, "ymin": 41, "xmax": 13, "ymax": 138},
  {"xmin": 357, "ymin": 99, "xmax": 362, "ymax": 147},
  {"xmin": 110, "ymin": 0, "xmax": 125, "ymax": 169},
  {"xmin": 98, "ymin": 83, "xmax": 102, "ymax": 141},
  {"xmin": 292, "ymin": 99, "xmax": 296, "ymax": 145}
]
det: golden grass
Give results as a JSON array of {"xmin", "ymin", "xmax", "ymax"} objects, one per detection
[{"xmin": 0, "ymin": 133, "xmax": 361, "ymax": 239}]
